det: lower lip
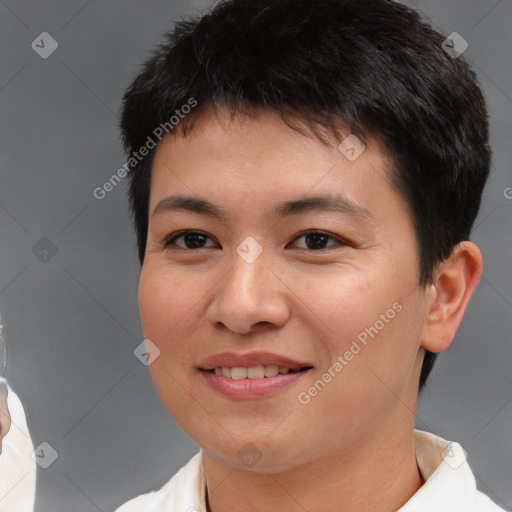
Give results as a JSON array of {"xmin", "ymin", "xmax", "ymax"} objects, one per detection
[{"xmin": 200, "ymin": 369, "xmax": 312, "ymax": 399}]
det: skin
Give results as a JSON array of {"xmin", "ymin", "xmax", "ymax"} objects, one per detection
[
  {"xmin": 139, "ymin": 106, "xmax": 483, "ymax": 512},
  {"xmin": 0, "ymin": 380, "xmax": 11, "ymax": 455}
]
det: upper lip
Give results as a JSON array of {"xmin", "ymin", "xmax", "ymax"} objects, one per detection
[{"xmin": 198, "ymin": 351, "xmax": 313, "ymax": 371}]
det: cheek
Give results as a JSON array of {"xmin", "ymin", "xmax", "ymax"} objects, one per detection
[
  {"xmin": 295, "ymin": 269, "xmax": 388, "ymax": 352},
  {"xmin": 138, "ymin": 266, "xmax": 204, "ymax": 425},
  {"xmin": 326, "ymin": 294, "xmax": 422, "ymax": 408},
  {"xmin": 294, "ymin": 265, "xmax": 421, "ymax": 407},
  {"xmin": 138, "ymin": 265, "xmax": 203, "ymax": 369},
  {"xmin": 139, "ymin": 263, "xmax": 202, "ymax": 334}
]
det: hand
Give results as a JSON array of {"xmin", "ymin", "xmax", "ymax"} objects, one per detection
[{"xmin": 0, "ymin": 379, "xmax": 11, "ymax": 455}]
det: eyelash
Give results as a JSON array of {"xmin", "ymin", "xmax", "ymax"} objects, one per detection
[{"xmin": 162, "ymin": 230, "xmax": 350, "ymax": 252}]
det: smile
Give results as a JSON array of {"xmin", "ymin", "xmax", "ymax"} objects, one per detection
[
  {"xmin": 200, "ymin": 366, "xmax": 313, "ymax": 399},
  {"xmin": 208, "ymin": 365, "xmax": 312, "ymax": 379}
]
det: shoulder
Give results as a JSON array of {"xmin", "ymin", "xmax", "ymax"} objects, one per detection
[
  {"xmin": 0, "ymin": 379, "xmax": 37, "ymax": 512},
  {"xmin": 114, "ymin": 450, "xmax": 205, "ymax": 512},
  {"xmin": 401, "ymin": 430, "xmax": 508, "ymax": 512},
  {"xmin": 471, "ymin": 489, "xmax": 508, "ymax": 512}
]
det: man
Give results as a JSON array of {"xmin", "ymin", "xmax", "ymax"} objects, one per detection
[{"xmin": 114, "ymin": 0, "xmax": 507, "ymax": 510}]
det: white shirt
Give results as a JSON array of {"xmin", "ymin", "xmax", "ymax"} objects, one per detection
[
  {"xmin": 0, "ymin": 379, "xmax": 36, "ymax": 512},
  {"xmin": 115, "ymin": 429, "xmax": 507, "ymax": 512}
]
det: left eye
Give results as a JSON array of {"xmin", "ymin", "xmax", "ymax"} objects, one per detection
[
  {"xmin": 163, "ymin": 230, "xmax": 347, "ymax": 250},
  {"xmin": 289, "ymin": 230, "xmax": 348, "ymax": 250}
]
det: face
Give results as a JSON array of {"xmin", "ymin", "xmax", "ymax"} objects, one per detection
[{"xmin": 139, "ymin": 107, "xmax": 429, "ymax": 472}]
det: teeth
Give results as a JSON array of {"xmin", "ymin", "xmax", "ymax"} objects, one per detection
[
  {"xmin": 211, "ymin": 365, "xmax": 299, "ymax": 379},
  {"xmin": 247, "ymin": 366, "xmax": 264, "ymax": 379},
  {"xmin": 264, "ymin": 365, "xmax": 279, "ymax": 377},
  {"xmin": 231, "ymin": 367, "xmax": 247, "ymax": 379}
]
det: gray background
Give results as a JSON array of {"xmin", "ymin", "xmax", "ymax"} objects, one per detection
[{"xmin": 0, "ymin": 0, "xmax": 510, "ymax": 510}]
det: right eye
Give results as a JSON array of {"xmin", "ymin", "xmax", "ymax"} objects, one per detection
[{"xmin": 163, "ymin": 230, "xmax": 219, "ymax": 250}]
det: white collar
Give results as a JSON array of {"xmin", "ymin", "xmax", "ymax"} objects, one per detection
[{"xmin": 115, "ymin": 429, "xmax": 506, "ymax": 511}]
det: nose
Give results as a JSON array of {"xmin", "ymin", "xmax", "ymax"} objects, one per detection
[{"xmin": 205, "ymin": 244, "xmax": 291, "ymax": 335}]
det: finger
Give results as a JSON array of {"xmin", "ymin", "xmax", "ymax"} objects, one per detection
[{"xmin": 0, "ymin": 381, "xmax": 11, "ymax": 446}]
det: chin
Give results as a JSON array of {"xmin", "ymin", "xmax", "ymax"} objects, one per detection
[{"xmin": 202, "ymin": 433, "xmax": 312, "ymax": 474}]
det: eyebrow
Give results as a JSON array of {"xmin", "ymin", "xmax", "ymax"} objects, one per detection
[{"xmin": 152, "ymin": 193, "xmax": 374, "ymax": 222}]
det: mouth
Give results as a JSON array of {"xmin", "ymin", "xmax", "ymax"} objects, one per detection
[
  {"xmin": 203, "ymin": 365, "xmax": 314, "ymax": 379},
  {"xmin": 199, "ymin": 363, "xmax": 314, "ymax": 399},
  {"xmin": 198, "ymin": 351, "xmax": 314, "ymax": 398}
]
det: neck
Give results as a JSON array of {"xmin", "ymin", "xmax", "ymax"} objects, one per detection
[{"xmin": 203, "ymin": 416, "xmax": 425, "ymax": 512}]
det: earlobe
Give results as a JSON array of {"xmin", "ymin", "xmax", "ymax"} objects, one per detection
[{"xmin": 420, "ymin": 241, "xmax": 483, "ymax": 353}]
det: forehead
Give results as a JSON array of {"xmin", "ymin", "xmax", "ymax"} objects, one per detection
[{"xmin": 149, "ymin": 106, "xmax": 408, "ymax": 225}]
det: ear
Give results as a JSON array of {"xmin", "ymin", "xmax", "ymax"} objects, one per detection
[{"xmin": 420, "ymin": 241, "xmax": 483, "ymax": 353}]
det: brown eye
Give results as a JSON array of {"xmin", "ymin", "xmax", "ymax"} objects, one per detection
[
  {"xmin": 289, "ymin": 230, "xmax": 348, "ymax": 250},
  {"xmin": 164, "ymin": 231, "xmax": 218, "ymax": 250}
]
